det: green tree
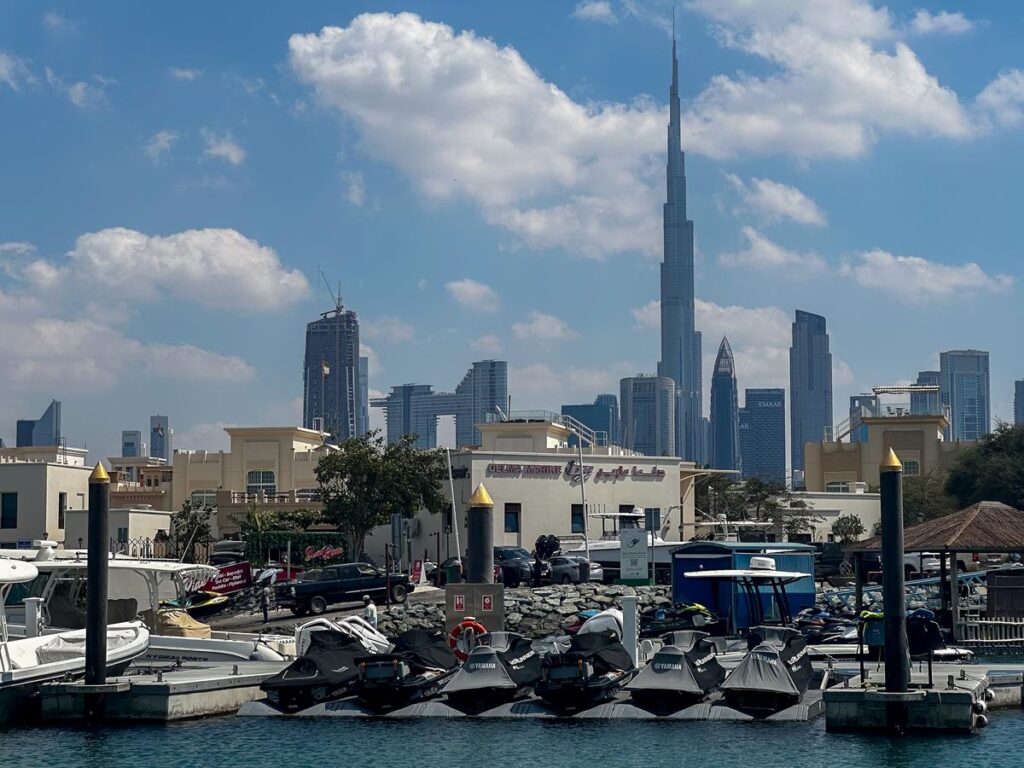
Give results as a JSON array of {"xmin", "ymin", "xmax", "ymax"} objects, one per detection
[
  {"xmin": 831, "ymin": 514, "xmax": 866, "ymax": 544},
  {"xmin": 315, "ymin": 431, "xmax": 447, "ymax": 558},
  {"xmin": 736, "ymin": 478, "xmax": 821, "ymax": 538},
  {"xmin": 946, "ymin": 423, "xmax": 1024, "ymax": 510},
  {"xmin": 170, "ymin": 498, "xmax": 212, "ymax": 563},
  {"xmin": 903, "ymin": 468, "xmax": 958, "ymax": 525}
]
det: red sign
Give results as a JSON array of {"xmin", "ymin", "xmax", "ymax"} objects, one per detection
[
  {"xmin": 203, "ymin": 561, "xmax": 253, "ymax": 594},
  {"xmin": 454, "ymin": 594, "xmax": 465, "ymax": 612},
  {"xmin": 481, "ymin": 594, "xmax": 493, "ymax": 612},
  {"xmin": 304, "ymin": 544, "xmax": 345, "ymax": 562},
  {"xmin": 412, "ymin": 559, "xmax": 423, "ymax": 583}
]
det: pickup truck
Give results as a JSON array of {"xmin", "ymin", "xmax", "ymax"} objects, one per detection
[{"xmin": 275, "ymin": 562, "xmax": 414, "ymax": 616}]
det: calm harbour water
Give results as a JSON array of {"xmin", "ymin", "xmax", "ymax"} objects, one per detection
[{"xmin": 4, "ymin": 712, "xmax": 1024, "ymax": 768}]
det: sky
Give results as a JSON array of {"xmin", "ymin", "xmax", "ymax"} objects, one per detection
[{"xmin": 1, "ymin": 0, "xmax": 1022, "ymax": 464}]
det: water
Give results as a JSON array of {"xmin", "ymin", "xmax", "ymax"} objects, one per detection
[{"xmin": 4, "ymin": 713, "xmax": 1024, "ymax": 768}]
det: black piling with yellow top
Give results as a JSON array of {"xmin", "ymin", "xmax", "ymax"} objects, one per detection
[
  {"xmin": 880, "ymin": 447, "xmax": 911, "ymax": 733},
  {"xmin": 466, "ymin": 483, "xmax": 494, "ymax": 584},
  {"xmin": 85, "ymin": 462, "xmax": 110, "ymax": 698}
]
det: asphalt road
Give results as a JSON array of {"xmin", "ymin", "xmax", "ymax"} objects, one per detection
[{"xmin": 207, "ymin": 584, "xmax": 444, "ymax": 634}]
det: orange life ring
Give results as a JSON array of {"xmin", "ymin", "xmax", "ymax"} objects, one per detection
[{"xmin": 448, "ymin": 617, "xmax": 487, "ymax": 661}]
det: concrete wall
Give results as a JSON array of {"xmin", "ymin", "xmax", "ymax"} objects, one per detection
[
  {"xmin": 0, "ymin": 460, "xmax": 91, "ymax": 546},
  {"xmin": 64, "ymin": 506, "xmax": 174, "ymax": 547}
]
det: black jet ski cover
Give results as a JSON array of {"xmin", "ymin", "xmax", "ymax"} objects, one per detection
[
  {"xmin": 721, "ymin": 626, "xmax": 812, "ymax": 697},
  {"xmin": 628, "ymin": 631, "xmax": 725, "ymax": 696},
  {"xmin": 262, "ymin": 631, "xmax": 364, "ymax": 692},
  {"xmin": 484, "ymin": 632, "xmax": 542, "ymax": 688},
  {"xmin": 543, "ymin": 631, "xmax": 635, "ymax": 674},
  {"xmin": 380, "ymin": 628, "xmax": 459, "ymax": 672}
]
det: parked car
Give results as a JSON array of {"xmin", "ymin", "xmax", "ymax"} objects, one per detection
[
  {"xmin": 426, "ymin": 558, "xmax": 503, "ymax": 586},
  {"xmin": 494, "ymin": 546, "xmax": 550, "ymax": 587},
  {"xmin": 813, "ymin": 543, "xmax": 846, "ymax": 581},
  {"xmin": 545, "ymin": 556, "xmax": 603, "ymax": 584},
  {"xmin": 275, "ymin": 562, "xmax": 414, "ymax": 615}
]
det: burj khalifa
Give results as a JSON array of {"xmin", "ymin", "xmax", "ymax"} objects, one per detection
[{"xmin": 657, "ymin": 35, "xmax": 702, "ymax": 462}]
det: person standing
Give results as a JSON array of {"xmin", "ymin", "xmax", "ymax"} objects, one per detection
[
  {"xmin": 362, "ymin": 595, "xmax": 378, "ymax": 629},
  {"xmin": 260, "ymin": 584, "xmax": 271, "ymax": 624}
]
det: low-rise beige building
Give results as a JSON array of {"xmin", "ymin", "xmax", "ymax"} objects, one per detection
[
  {"xmin": 172, "ymin": 426, "xmax": 335, "ymax": 537},
  {"xmin": 64, "ymin": 504, "xmax": 174, "ymax": 552},
  {"xmin": 803, "ymin": 413, "xmax": 969, "ymax": 492},
  {"xmin": 0, "ymin": 456, "xmax": 91, "ymax": 546}
]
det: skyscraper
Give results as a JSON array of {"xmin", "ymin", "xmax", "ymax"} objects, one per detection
[
  {"xmin": 657, "ymin": 35, "xmax": 701, "ymax": 462},
  {"xmin": 940, "ymin": 350, "xmax": 990, "ymax": 441},
  {"xmin": 150, "ymin": 415, "xmax": 173, "ymax": 461},
  {"xmin": 358, "ymin": 356, "xmax": 369, "ymax": 436},
  {"xmin": 371, "ymin": 361, "xmax": 508, "ymax": 449},
  {"xmin": 121, "ymin": 430, "xmax": 145, "ymax": 457},
  {"xmin": 561, "ymin": 394, "xmax": 619, "ymax": 447},
  {"xmin": 739, "ymin": 389, "xmax": 786, "ymax": 483},
  {"xmin": 1015, "ymin": 380, "xmax": 1024, "ymax": 426},
  {"xmin": 709, "ymin": 337, "xmax": 739, "ymax": 471},
  {"xmin": 16, "ymin": 400, "xmax": 61, "ymax": 447},
  {"xmin": 911, "ymin": 371, "xmax": 940, "ymax": 415},
  {"xmin": 303, "ymin": 300, "xmax": 360, "ymax": 441},
  {"xmin": 790, "ymin": 310, "xmax": 832, "ymax": 485},
  {"xmin": 848, "ymin": 394, "xmax": 879, "ymax": 444},
  {"xmin": 620, "ymin": 375, "xmax": 676, "ymax": 457}
]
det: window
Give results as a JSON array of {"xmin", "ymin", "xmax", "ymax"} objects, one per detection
[
  {"xmin": 246, "ymin": 470, "xmax": 276, "ymax": 495},
  {"xmin": 117, "ymin": 527, "xmax": 129, "ymax": 543},
  {"xmin": 190, "ymin": 490, "xmax": 218, "ymax": 509},
  {"xmin": 58, "ymin": 492, "xmax": 67, "ymax": 529},
  {"xmin": 504, "ymin": 503, "xmax": 521, "ymax": 534},
  {"xmin": 903, "ymin": 460, "xmax": 921, "ymax": 477},
  {"xmin": 0, "ymin": 493, "xmax": 17, "ymax": 529},
  {"xmin": 644, "ymin": 508, "xmax": 661, "ymax": 532},
  {"xmin": 825, "ymin": 482, "xmax": 850, "ymax": 493},
  {"xmin": 571, "ymin": 504, "xmax": 585, "ymax": 534}
]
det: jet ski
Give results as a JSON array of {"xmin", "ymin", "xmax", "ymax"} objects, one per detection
[
  {"xmin": 639, "ymin": 603, "xmax": 725, "ymax": 638},
  {"xmin": 720, "ymin": 626, "xmax": 812, "ymax": 716},
  {"xmin": 627, "ymin": 630, "xmax": 726, "ymax": 714},
  {"xmin": 535, "ymin": 631, "xmax": 635, "ymax": 714},
  {"xmin": 356, "ymin": 629, "xmax": 459, "ymax": 712},
  {"xmin": 260, "ymin": 630, "xmax": 365, "ymax": 713},
  {"xmin": 443, "ymin": 632, "xmax": 541, "ymax": 714}
]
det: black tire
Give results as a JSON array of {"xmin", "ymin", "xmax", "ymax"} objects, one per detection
[
  {"xmin": 390, "ymin": 583, "xmax": 408, "ymax": 604},
  {"xmin": 560, "ymin": 575, "xmax": 572, "ymax": 585},
  {"xmin": 290, "ymin": 606, "xmax": 309, "ymax": 617},
  {"xmin": 309, "ymin": 596, "xmax": 328, "ymax": 615},
  {"xmin": 506, "ymin": 571, "xmax": 521, "ymax": 589}
]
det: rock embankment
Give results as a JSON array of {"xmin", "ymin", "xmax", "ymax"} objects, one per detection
[{"xmin": 378, "ymin": 583, "xmax": 672, "ymax": 638}]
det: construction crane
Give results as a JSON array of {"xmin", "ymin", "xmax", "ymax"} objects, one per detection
[{"xmin": 318, "ymin": 266, "xmax": 343, "ymax": 315}]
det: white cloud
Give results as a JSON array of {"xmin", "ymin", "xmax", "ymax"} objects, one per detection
[
  {"xmin": 0, "ymin": 241, "xmax": 36, "ymax": 256},
  {"xmin": 168, "ymin": 67, "xmax": 202, "ymax": 81},
  {"xmin": 21, "ymin": 227, "xmax": 309, "ymax": 310},
  {"xmin": 512, "ymin": 311, "xmax": 577, "ymax": 342},
  {"xmin": 908, "ymin": 10, "xmax": 973, "ymax": 36},
  {"xmin": 364, "ymin": 316, "xmax": 415, "ymax": 343},
  {"xmin": 342, "ymin": 170, "xmax": 366, "ymax": 206},
  {"xmin": 145, "ymin": 129, "xmax": 180, "ymax": 163},
  {"xmin": 201, "ymin": 128, "xmax": 246, "ymax": 165},
  {"xmin": 719, "ymin": 226, "xmax": 826, "ymax": 272},
  {"xmin": 360, "ymin": 343, "xmax": 381, "ymax": 373},
  {"xmin": 446, "ymin": 279, "xmax": 499, "ymax": 312},
  {"xmin": 42, "ymin": 12, "xmax": 77, "ymax": 35},
  {"xmin": 143, "ymin": 344, "xmax": 255, "ymax": 382},
  {"xmin": 976, "ymin": 70, "xmax": 1024, "ymax": 129},
  {"xmin": 572, "ymin": 1, "xmax": 617, "ymax": 24},
  {"xmin": 289, "ymin": 13, "xmax": 663, "ymax": 258},
  {"xmin": 631, "ymin": 299, "xmax": 660, "ymax": 331},
  {"xmin": 839, "ymin": 249, "xmax": 1013, "ymax": 301},
  {"xmin": 724, "ymin": 173, "xmax": 827, "ymax": 226},
  {"xmin": 510, "ymin": 361, "xmax": 634, "ymax": 408},
  {"xmin": 0, "ymin": 51, "xmax": 33, "ymax": 92},
  {"xmin": 45, "ymin": 67, "xmax": 110, "ymax": 109},
  {"xmin": 175, "ymin": 422, "xmax": 232, "ymax": 452},
  {"xmin": 470, "ymin": 334, "xmax": 502, "ymax": 355}
]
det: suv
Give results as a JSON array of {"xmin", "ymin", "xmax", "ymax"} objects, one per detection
[
  {"xmin": 494, "ymin": 546, "xmax": 550, "ymax": 588},
  {"xmin": 276, "ymin": 562, "xmax": 414, "ymax": 616}
]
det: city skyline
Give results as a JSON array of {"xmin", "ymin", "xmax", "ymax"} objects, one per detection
[{"xmin": 1, "ymin": 3, "xmax": 1021, "ymax": 463}]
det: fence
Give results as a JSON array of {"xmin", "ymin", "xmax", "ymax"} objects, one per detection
[
  {"xmin": 956, "ymin": 617, "xmax": 1024, "ymax": 651},
  {"xmin": 102, "ymin": 535, "xmax": 212, "ymax": 564}
]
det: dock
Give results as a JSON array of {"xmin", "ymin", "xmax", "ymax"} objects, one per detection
[{"xmin": 41, "ymin": 661, "xmax": 287, "ymax": 721}]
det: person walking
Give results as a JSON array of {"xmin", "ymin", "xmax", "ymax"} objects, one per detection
[
  {"xmin": 362, "ymin": 594, "xmax": 378, "ymax": 629},
  {"xmin": 260, "ymin": 584, "xmax": 272, "ymax": 624}
]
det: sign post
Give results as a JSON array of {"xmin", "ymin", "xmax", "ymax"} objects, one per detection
[{"xmin": 619, "ymin": 528, "xmax": 649, "ymax": 585}]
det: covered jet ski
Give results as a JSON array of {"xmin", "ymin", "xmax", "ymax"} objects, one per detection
[
  {"xmin": 535, "ymin": 631, "xmax": 635, "ymax": 714},
  {"xmin": 260, "ymin": 630, "xmax": 365, "ymax": 713},
  {"xmin": 627, "ymin": 630, "xmax": 726, "ymax": 714},
  {"xmin": 720, "ymin": 626, "xmax": 812, "ymax": 715},
  {"xmin": 443, "ymin": 631, "xmax": 541, "ymax": 714},
  {"xmin": 356, "ymin": 629, "xmax": 459, "ymax": 712}
]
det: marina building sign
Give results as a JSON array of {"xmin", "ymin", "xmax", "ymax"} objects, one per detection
[{"xmin": 487, "ymin": 461, "xmax": 666, "ymax": 483}]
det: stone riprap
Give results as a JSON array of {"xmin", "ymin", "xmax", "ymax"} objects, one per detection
[{"xmin": 377, "ymin": 583, "xmax": 673, "ymax": 638}]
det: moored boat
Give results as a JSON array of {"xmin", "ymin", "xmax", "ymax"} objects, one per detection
[
  {"xmin": 627, "ymin": 630, "xmax": 725, "ymax": 714},
  {"xmin": 443, "ymin": 632, "xmax": 541, "ymax": 714},
  {"xmin": 356, "ymin": 629, "xmax": 459, "ymax": 712},
  {"xmin": 535, "ymin": 631, "xmax": 635, "ymax": 714},
  {"xmin": 719, "ymin": 626, "xmax": 812, "ymax": 716}
]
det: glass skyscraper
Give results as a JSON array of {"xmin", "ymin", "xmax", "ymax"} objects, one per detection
[
  {"xmin": 940, "ymin": 350, "xmax": 990, "ymax": 441},
  {"xmin": 911, "ymin": 371, "xmax": 941, "ymax": 415},
  {"xmin": 1015, "ymin": 380, "xmax": 1024, "ymax": 426},
  {"xmin": 561, "ymin": 394, "xmax": 619, "ymax": 447},
  {"xmin": 150, "ymin": 415, "xmax": 173, "ymax": 461},
  {"xmin": 358, "ymin": 356, "xmax": 369, "ymax": 436},
  {"xmin": 121, "ymin": 430, "xmax": 144, "ymax": 457},
  {"xmin": 16, "ymin": 400, "xmax": 61, "ymax": 447},
  {"xmin": 371, "ymin": 360, "xmax": 507, "ymax": 449},
  {"xmin": 709, "ymin": 337, "xmax": 739, "ymax": 471},
  {"xmin": 620, "ymin": 375, "xmax": 676, "ymax": 457},
  {"xmin": 739, "ymin": 388, "xmax": 785, "ymax": 483},
  {"xmin": 303, "ymin": 302, "xmax": 360, "ymax": 442},
  {"xmin": 789, "ymin": 310, "xmax": 832, "ymax": 485},
  {"xmin": 657, "ymin": 35, "xmax": 701, "ymax": 463}
]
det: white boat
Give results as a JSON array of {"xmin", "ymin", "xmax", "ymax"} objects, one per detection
[
  {"xmin": 0, "ymin": 558, "xmax": 150, "ymax": 721},
  {"xmin": 0, "ymin": 544, "xmax": 294, "ymax": 663},
  {"xmin": 294, "ymin": 615, "xmax": 391, "ymax": 656}
]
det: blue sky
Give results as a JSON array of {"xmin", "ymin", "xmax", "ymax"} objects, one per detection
[{"xmin": 0, "ymin": 0, "xmax": 1021, "ymax": 463}]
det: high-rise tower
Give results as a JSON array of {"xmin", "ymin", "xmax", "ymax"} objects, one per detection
[
  {"xmin": 940, "ymin": 350, "xmax": 990, "ymax": 441},
  {"xmin": 657, "ymin": 34, "xmax": 701, "ymax": 462},
  {"xmin": 303, "ymin": 299, "xmax": 360, "ymax": 442},
  {"xmin": 790, "ymin": 310, "xmax": 832, "ymax": 485},
  {"xmin": 710, "ymin": 337, "xmax": 740, "ymax": 471}
]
